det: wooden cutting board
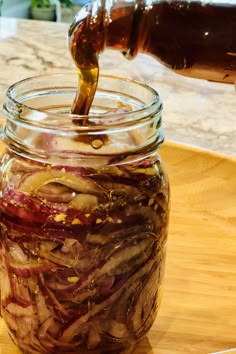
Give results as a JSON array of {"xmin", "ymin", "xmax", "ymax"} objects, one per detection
[{"xmin": 0, "ymin": 141, "xmax": 236, "ymax": 354}]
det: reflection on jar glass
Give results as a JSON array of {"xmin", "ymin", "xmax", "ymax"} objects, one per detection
[{"xmin": 0, "ymin": 74, "xmax": 170, "ymax": 354}]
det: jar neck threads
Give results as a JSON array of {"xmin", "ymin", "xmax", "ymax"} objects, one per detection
[{"xmin": 3, "ymin": 74, "xmax": 163, "ymax": 165}]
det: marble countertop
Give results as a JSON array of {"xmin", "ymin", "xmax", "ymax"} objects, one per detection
[{"xmin": 0, "ymin": 17, "xmax": 235, "ymax": 156}]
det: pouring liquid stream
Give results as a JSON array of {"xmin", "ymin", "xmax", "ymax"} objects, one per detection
[{"xmin": 68, "ymin": 0, "xmax": 236, "ymax": 117}]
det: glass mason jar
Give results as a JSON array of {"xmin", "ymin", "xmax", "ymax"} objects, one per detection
[{"xmin": 0, "ymin": 73, "xmax": 170, "ymax": 354}]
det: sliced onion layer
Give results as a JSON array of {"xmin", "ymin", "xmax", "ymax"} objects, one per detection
[{"xmin": 0, "ymin": 150, "xmax": 169, "ymax": 353}]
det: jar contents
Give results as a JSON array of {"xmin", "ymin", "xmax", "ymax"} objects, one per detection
[{"xmin": 0, "ymin": 147, "xmax": 169, "ymax": 353}]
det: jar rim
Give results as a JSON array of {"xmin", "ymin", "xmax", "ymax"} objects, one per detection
[
  {"xmin": 2, "ymin": 73, "xmax": 164, "ymax": 163},
  {"xmin": 4, "ymin": 73, "xmax": 163, "ymax": 132}
]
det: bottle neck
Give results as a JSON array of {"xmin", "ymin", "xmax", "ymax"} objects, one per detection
[
  {"xmin": 91, "ymin": 0, "xmax": 149, "ymax": 59},
  {"xmin": 121, "ymin": 0, "xmax": 151, "ymax": 60},
  {"xmin": 92, "ymin": 0, "xmax": 236, "ymax": 84}
]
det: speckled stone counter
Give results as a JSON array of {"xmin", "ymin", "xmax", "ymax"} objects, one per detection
[{"xmin": 0, "ymin": 17, "xmax": 235, "ymax": 156}]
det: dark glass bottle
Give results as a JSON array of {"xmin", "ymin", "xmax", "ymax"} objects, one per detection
[{"xmin": 69, "ymin": 0, "xmax": 236, "ymax": 84}]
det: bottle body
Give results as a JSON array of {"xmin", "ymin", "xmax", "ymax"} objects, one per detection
[
  {"xmin": 89, "ymin": 0, "xmax": 236, "ymax": 83},
  {"xmin": 139, "ymin": 1, "xmax": 236, "ymax": 83},
  {"xmin": 0, "ymin": 74, "xmax": 170, "ymax": 354}
]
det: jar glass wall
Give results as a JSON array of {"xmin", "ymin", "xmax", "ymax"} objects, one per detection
[{"xmin": 0, "ymin": 74, "xmax": 170, "ymax": 354}]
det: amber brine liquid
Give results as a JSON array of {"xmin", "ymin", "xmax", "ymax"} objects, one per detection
[{"xmin": 68, "ymin": 0, "xmax": 236, "ymax": 113}]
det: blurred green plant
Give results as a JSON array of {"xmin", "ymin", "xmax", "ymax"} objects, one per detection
[
  {"xmin": 0, "ymin": 0, "xmax": 3, "ymax": 16},
  {"xmin": 59, "ymin": 0, "xmax": 73, "ymax": 7},
  {"xmin": 31, "ymin": 0, "xmax": 52, "ymax": 8}
]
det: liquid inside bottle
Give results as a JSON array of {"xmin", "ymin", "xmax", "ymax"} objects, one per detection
[
  {"xmin": 68, "ymin": 0, "xmax": 236, "ymax": 115},
  {"xmin": 132, "ymin": 1, "xmax": 236, "ymax": 83}
]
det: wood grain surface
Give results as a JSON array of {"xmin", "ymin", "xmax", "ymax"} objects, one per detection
[{"xmin": 0, "ymin": 141, "xmax": 236, "ymax": 354}]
